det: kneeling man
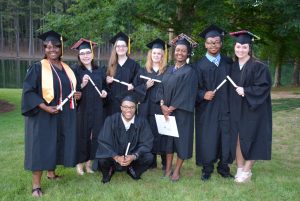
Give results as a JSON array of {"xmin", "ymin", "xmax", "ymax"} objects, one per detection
[{"xmin": 94, "ymin": 94, "xmax": 154, "ymax": 183}]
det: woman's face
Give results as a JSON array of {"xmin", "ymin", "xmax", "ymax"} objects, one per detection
[
  {"xmin": 234, "ymin": 43, "xmax": 250, "ymax": 59},
  {"xmin": 79, "ymin": 48, "xmax": 93, "ymax": 67},
  {"xmin": 174, "ymin": 44, "xmax": 188, "ymax": 62},
  {"xmin": 151, "ymin": 48, "xmax": 163, "ymax": 64},
  {"xmin": 44, "ymin": 41, "xmax": 61, "ymax": 61},
  {"xmin": 115, "ymin": 40, "xmax": 128, "ymax": 56}
]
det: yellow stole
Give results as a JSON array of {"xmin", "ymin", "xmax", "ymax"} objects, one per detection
[{"xmin": 41, "ymin": 59, "xmax": 77, "ymax": 103}]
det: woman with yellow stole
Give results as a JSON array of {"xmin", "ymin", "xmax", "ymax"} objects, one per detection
[{"xmin": 21, "ymin": 30, "xmax": 81, "ymax": 197}]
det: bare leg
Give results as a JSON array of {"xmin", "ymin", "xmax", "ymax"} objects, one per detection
[
  {"xmin": 171, "ymin": 156, "xmax": 184, "ymax": 181},
  {"xmin": 32, "ymin": 171, "xmax": 43, "ymax": 197},
  {"xmin": 243, "ymin": 160, "xmax": 255, "ymax": 172},
  {"xmin": 164, "ymin": 153, "xmax": 173, "ymax": 177},
  {"xmin": 76, "ymin": 163, "xmax": 84, "ymax": 175},
  {"xmin": 236, "ymin": 135, "xmax": 245, "ymax": 168}
]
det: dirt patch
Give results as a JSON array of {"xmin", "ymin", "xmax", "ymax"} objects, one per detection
[
  {"xmin": 0, "ymin": 100, "xmax": 15, "ymax": 113},
  {"xmin": 271, "ymin": 91, "xmax": 300, "ymax": 99}
]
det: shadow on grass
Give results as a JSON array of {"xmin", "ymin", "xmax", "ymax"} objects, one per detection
[{"xmin": 272, "ymin": 98, "xmax": 300, "ymax": 112}]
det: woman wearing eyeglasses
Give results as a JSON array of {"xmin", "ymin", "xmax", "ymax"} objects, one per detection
[
  {"xmin": 71, "ymin": 38, "xmax": 107, "ymax": 176},
  {"xmin": 105, "ymin": 32, "xmax": 141, "ymax": 115}
]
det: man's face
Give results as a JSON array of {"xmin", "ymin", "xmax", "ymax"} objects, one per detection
[
  {"xmin": 120, "ymin": 100, "xmax": 136, "ymax": 121},
  {"xmin": 205, "ymin": 36, "xmax": 222, "ymax": 56}
]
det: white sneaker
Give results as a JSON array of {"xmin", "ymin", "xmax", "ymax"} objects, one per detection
[
  {"xmin": 235, "ymin": 168, "xmax": 244, "ymax": 179},
  {"xmin": 76, "ymin": 164, "xmax": 84, "ymax": 176},
  {"xmin": 234, "ymin": 171, "xmax": 252, "ymax": 183}
]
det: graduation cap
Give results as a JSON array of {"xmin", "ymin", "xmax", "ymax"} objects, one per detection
[
  {"xmin": 38, "ymin": 30, "xmax": 67, "ymax": 57},
  {"xmin": 199, "ymin": 25, "xmax": 226, "ymax": 39},
  {"xmin": 38, "ymin": 30, "xmax": 66, "ymax": 44},
  {"xmin": 170, "ymin": 33, "xmax": 198, "ymax": 54},
  {"xmin": 230, "ymin": 30, "xmax": 260, "ymax": 44},
  {"xmin": 146, "ymin": 38, "xmax": 170, "ymax": 50},
  {"xmin": 109, "ymin": 32, "xmax": 132, "ymax": 54},
  {"xmin": 71, "ymin": 38, "xmax": 97, "ymax": 51},
  {"xmin": 121, "ymin": 91, "xmax": 138, "ymax": 105},
  {"xmin": 147, "ymin": 38, "xmax": 170, "ymax": 62}
]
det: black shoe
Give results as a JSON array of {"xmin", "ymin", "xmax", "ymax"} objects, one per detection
[
  {"xmin": 218, "ymin": 172, "xmax": 234, "ymax": 179},
  {"xmin": 201, "ymin": 172, "xmax": 211, "ymax": 181},
  {"xmin": 101, "ymin": 166, "xmax": 115, "ymax": 184},
  {"xmin": 127, "ymin": 166, "xmax": 141, "ymax": 180}
]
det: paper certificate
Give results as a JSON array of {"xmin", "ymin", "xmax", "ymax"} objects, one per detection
[{"xmin": 155, "ymin": 114, "xmax": 179, "ymax": 138}]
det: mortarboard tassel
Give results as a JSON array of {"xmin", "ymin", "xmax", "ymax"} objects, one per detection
[
  {"xmin": 128, "ymin": 37, "xmax": 131, "ymax": 55},
  {"xmin": 164, "ymin": 44, "xmax": 168, "ymax": 63},
  {"xmin": 90, "ymin": 40, "xmax": 94, "ymax": 59},
  {"xmin": 60, "ymin": 35, "xmax": 64, "ymax": 58}
]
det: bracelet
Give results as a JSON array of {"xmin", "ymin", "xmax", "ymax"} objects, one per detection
[{"xmin": 160, "ymin": 100, "xmax": 164, "ymax": 106}]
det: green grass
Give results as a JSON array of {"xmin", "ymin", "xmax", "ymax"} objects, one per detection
[{"xmin": 0, "ymin": 89, "xmax": 300, "ymax": 201}]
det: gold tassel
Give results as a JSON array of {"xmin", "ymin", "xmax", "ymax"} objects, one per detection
[
  {"xmin": 90, "ymin": 41, "xmax": 94, "ymax": 59},
  {"xmin": 128, "ymin": 37, "xmax": 131, "ymax": 55},
  {"xmin": 60, "ymin": 35, "xmax": 63, "ymax": 58},
  {"xmin": 164, "ymin": 44, "xmax": 168, "ymax": 63}
]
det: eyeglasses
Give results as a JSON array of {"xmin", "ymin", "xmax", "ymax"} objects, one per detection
[
  {"xmin": 116, "ymin": 45, "xmax": 127, "ymax": 49},
  {"xmin": 205, "ymin": 41, "xmax": 221, "ymax": 46},
  {"xmin": 79, "ymin": 51, "xmax": 92, "ymax": 56},
  {"xmin": 121, "ymin": 105, "xmax": 136, "ymax": 110}
]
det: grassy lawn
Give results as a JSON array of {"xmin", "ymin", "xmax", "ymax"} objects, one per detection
[{"xmin": 0, "ymin": 88, "xmax": 299, "ymax": 201}]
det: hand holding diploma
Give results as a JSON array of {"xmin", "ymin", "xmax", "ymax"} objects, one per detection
[
  {"xmin": 57, "ymin": 89, "xmax": 76, "ymax": 110},
  {"xmin": 140, "ymin": 75, "xmax": 161, "ymax": 83},
  {"xmin": 226, "ymin": 75, "xmax": 244, "ymax": 97}
]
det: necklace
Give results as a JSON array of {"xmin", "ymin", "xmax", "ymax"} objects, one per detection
[{"xmin": 175, "ymin": 62, "xmax": 186, "ymax": 69}]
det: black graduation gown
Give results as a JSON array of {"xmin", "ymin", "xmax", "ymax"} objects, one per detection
[
  {"xmin": 22, "ymin": 61, "xmax": 77, "ymax": 171},
  {"xmin": 73, "ymin": 65, "xmax": 107, "ymax": 162},
  {"xmin": 229, "ymin": 58, "xmax": 272, "ymax": 160},
  {"xmin": 157, "ymin": 64, "xmax": 198, "ymax": 160},
  {"xmin": 106, "ymin": 58, "xmax": 140, "ymax": 115},
  {"xmin": 134, "ymin": 68, "xmax": 167, "ymax": 153},
  {"xmin": 194, "ymin": 55, "xmax": 234, "ymax": 166},
  {"xmin": 94, "ymin": 113, "xmax": 153, "ymax": 161}
]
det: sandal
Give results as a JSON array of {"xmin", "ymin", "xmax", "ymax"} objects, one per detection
[
  {"xmin": 32, "ymin": 187, "xmax": 42, "ymax": 198},
  {"xmin": 47, "ymin": 175, "xmax": 62, "ymax": 180}
]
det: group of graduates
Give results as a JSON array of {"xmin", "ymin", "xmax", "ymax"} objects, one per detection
[{"xmin": 21, "ymin": 24, "xmax": 272, "ymax": 198}]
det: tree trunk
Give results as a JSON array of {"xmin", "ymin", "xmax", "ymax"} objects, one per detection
[
  {"xmin": 292, "ymin": 57, "xmax": 300, "ymax": 86},
  {"xmin": 273, "ymin": 62, "xmax": 282, "ymax": 87},
  {"xmin": 14, "ymin": 10, "xmax": 20, "ymax": 57},
  {"xmin": 0, "ymin": 14, "xmax": 3, "ymax": 52},
  {"xmin": 29, "ymin": 0, "xmax": 33, "ymax": 57}
]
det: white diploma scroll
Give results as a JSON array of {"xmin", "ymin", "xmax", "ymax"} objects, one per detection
[
  {"xmin": 139, "ymin": 75, "xmax": 161, "ymax": 83},
  {"xmin": 213, "ymin": 79, "xmax": 227, "ymax": 93},
  {"xmin": 88, "ymin": 76, "xmax": 102, "ymax": 96},
  {"xmin": 125, "ymin": 142, "xmax": 131, "ymax": 156},
  {"xmin": 155, "ymin": 114, "xmax": 179, "ymax": 138},
  {"xmin": 112, "ymin": 78, "xmax": 130, "ymax": 86}
]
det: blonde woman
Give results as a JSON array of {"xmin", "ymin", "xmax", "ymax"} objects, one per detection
[{"xmin": 134, "ymin": 38, "xmax": 168, "ymax": 170}]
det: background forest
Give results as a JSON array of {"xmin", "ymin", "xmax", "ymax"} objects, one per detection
[{"xmin": 0, "ymin": 0, "xmax": 299, "ymax": 87}]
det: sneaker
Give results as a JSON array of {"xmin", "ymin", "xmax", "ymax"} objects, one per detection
[{"xmin": 234, "ymin": 171, "xmax": 252, "ymax": 183}]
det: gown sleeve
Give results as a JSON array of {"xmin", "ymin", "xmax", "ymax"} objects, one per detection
[
  {"xmin": 244, "ymin": 63, "xmax": 272, "ymax": 110},
  {"xmin": 133, "ymin": 119, "xmax": 154, "ymax": 156},
  {"xmin": 21, "ymin": 63, "xmax": 44, "ymax": 116}
]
